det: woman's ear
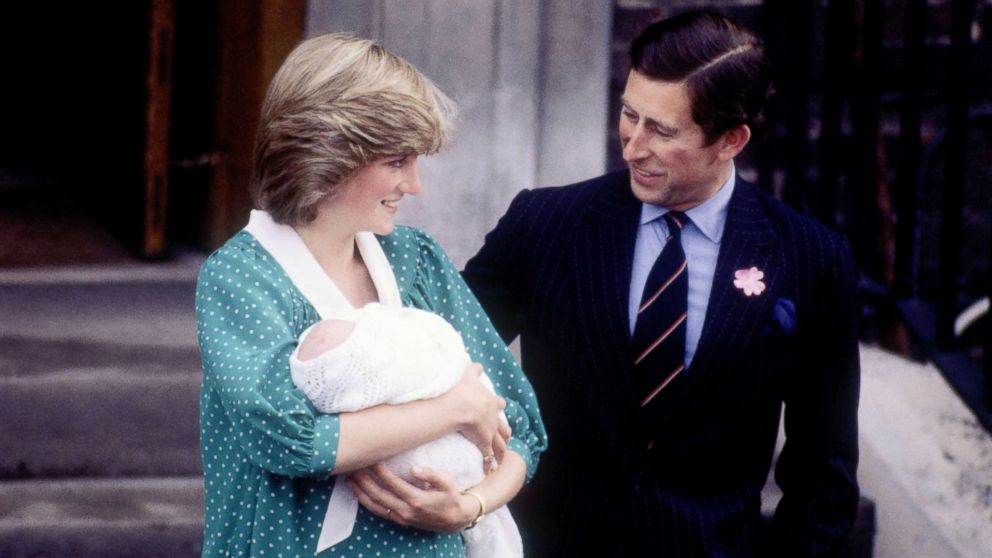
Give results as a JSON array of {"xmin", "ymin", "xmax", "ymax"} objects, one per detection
[{"xmin": 717, "ymin": 124, "xmax": 751, "ymax": 161}]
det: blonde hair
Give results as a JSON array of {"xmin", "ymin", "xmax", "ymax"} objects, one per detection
[{"xmin": 252, "ymin": 33, "xmax": 457, "ymax": 225}]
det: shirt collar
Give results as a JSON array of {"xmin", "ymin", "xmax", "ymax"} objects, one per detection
[{"xmin": 639, "ymin": 164, "xmax": 736, "ymax": 244}]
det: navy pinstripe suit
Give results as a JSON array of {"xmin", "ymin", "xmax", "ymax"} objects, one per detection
[{"xmin": 463, "ymin": 169, "xmax": 860, "ymax": 557}]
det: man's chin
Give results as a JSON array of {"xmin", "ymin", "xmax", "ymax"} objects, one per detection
[{"xmin": 629, "ymin": 179, "xmax": 668, "ymax": 206}]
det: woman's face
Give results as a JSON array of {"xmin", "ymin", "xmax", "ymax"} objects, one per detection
[{"xmin": 330, "ymin": 154, "xmax": 421, "ymax": 235}]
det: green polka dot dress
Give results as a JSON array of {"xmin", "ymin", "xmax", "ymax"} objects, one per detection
[{"xmin": 195, "ymin": 224, "xmax": 547, "ymax": 557}]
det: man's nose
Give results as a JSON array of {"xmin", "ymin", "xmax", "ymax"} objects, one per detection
[{"xmin": 622, "ymin": 126, "xmax": 648, "ymax": 162}]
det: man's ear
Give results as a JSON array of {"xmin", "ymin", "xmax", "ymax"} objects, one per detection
[{"xmin": 717, "ymin": 124, "xmax": 751, "ymax": 161}]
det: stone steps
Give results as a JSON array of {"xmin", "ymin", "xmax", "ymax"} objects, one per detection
[
  {"xmin": 0, "ymin": 268, "xmax": 206, "ymax": 556},
  {"xmin": 0, "ymin": 477, "xmax": 203, "ymax": 558},
  {"xmin": 0, "ymin": 336, "xmax": 202, "ymax": 478},
  {"xmin": 0, "ymin": 279, "xmax": 198, "ymax": 348}
]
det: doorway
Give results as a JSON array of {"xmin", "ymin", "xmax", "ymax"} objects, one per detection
[{"xmin": 0, "ymin": 0, "xmax": 304, "ymax": 266}]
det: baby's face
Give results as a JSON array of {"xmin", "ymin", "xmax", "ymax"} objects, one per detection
[{"xmin": 297, "ymin": 319, "xmax": 356, "ymax": 362}]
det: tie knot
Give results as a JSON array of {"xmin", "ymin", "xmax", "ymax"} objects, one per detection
[{"xmin": 663, "ymin": 211, "xmax": 687, "ymax": 237}]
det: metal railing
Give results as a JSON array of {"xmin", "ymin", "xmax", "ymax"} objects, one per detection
[{"xmin": 763, "ymin": 0, "xmax": 991, "ymax": 428}]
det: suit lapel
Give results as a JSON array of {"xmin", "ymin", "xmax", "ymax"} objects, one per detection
[{"xmin": 570, "ymin": 171, "xmax": 642, "ymax": 419}]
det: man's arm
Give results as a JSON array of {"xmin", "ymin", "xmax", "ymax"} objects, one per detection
[
  {"xmin": 461, "ymin": 189, "xmax": 535, "ymax": 344},
  {"xmin": 771, "ymin": 235, "xmax": 861, "ymax": 557}
]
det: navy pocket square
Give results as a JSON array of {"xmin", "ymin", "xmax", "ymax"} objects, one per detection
[{"xmin": 770, "ymin": 297, "xmax": 797, "ymax": 334}]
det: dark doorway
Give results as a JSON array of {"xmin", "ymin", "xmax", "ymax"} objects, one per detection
[
  {"xmin": 0, "ymin": 0, "xmax": 305, "ymax": 266},
  {"xmin": 0, "ymin": 3, "xmax": 151, "ymax": 265}
]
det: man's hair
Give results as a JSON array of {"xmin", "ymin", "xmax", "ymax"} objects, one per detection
[
  {"xmin": 630, "ymin": 10, "xmax": 772, "ymax": 145},
  {"xmin": 253, "ymin": 33, "xmax": 457, "ymax": 226}
]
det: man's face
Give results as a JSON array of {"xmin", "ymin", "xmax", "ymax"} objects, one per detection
[{"xmin": 619, "ymin": 70, "xmax": 732, "ymax": 210}]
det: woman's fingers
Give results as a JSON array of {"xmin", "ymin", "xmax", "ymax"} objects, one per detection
[
  {"xmin": 409, "ymin": 465, "xmax": 456, "ymax": 493},
  {"xmin": 348, "ymin": 466, "xmax": 412, "ymax": 525},
  {"xmin": 491, "ymin": 431, "xmax": 508, "ymax": 472},
  {"xmin": 349, "ymin": 464, "xmax": 469, "ymax": 532},
  {"xmin": 477, "ymin": 441, "xmax": 496, "ymax": 474},
  {"xmin": 368, "ymin": 463, "xmax": 421, "ymax": 501},
  {"xmin": 349, "ymin": 476, "xmax": 403, "ymax": 524},
  {"xmin": 450, "ymin": 365, "xmax": 496, "ymax": 441},
  {"xmin": 452, "ymin": 362, "xmax": 511, "ymax": 473},
  {"xmin": 497, "ymin": 417, "xmax": 512, "ymax": 442},
  {"xmin": 348, "ymin": 473, "xmax": 391, "ymax": 521}
]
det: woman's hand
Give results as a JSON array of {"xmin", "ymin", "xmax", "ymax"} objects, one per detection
[
  {"xmin": 347, "ymin": 464, "xmax": 476, "ymax": 532},
  {"xmin": 442, "ymin": 364, "xmax": 508, "ymax": 468},
  {"xmin": 492, "ymin": 420, "xmax": 512, "ymax": 473}
]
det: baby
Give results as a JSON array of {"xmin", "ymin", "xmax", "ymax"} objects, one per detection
[{"xmin": 289, "ymin": 302, "xmax": 522, "ymax": 557}]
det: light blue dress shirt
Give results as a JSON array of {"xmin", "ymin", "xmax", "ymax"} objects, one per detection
[{"xmin": 628, "ymin": 169, "xmax": 735, "ymax": 369}]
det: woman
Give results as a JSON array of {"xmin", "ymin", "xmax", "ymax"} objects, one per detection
[{"xmin": 195, "ymin": 33, "xmax": 547, "ymax": 557}]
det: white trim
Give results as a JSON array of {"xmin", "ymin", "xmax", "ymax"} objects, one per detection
[
  {"xmin": 243, "ymin": 210, "xmax": 401, "ymax": 319},
  {"xmin": 355, "ymin": 232, "xmax": 401, "ymax": 307}
]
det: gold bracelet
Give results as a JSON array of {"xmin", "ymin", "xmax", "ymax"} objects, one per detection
[{"xmin": 461, "ymin": 489, "xmax": 486, "ymax": 530}]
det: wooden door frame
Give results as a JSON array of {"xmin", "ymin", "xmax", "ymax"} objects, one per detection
[
  {"xmin": 143, "ymin": 0, "xmax": 175, "ymax": 258},
  {"xmin": 208, "ymin": 0, "xmax": 305, "ymax": 248}
]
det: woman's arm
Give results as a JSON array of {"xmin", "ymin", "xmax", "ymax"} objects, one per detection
[
  {"xmin": 197, "ymin": 242, "xmax": 341, "ymax": 479},
  {"xmin": 333, "ymin": 364, "xmax": 507, "ymax": 474},
  {"xmin": 197, "ymin": 239, "xmax": 507, "ymax": 480},
  {"xmin": 347, "ymin": 450, "xmax": 527, "ymax": 532}
]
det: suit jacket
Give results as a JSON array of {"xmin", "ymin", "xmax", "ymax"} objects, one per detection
[{"xmin": 462, "ymin": 169, "xmax": 860, "ymax": 557}]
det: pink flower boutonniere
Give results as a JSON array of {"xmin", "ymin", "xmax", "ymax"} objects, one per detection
[{"xmin": 733, "ymin": 267, "xmax": 766, "ymax": 296}]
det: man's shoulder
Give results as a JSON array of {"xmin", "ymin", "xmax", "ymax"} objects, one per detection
[
  {"xmin": 508, "ymin": 168, "xmax": 631, "ymax": 218},
  {"xmin": 736, "ymin": 180, "xmax": 852, "ymax": 271},
  {"xmin": 740, "ymin": 179, "xmax": 846, "ymax": 245},
  {"xmin": 528, "ymin": 168, "xmax": 629, "ymax": 199}
]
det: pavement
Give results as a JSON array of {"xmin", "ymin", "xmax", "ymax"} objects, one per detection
[
  {"xmin": 0, "ymin": 478, "xmax": 203, "ymax": 558},
  {"xmin": 858, "ymin": 345, "xmax": 992, "ymax": 558}
]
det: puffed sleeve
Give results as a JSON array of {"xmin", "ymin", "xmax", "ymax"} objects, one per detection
[
  {"xmin": 394, "ymin": 227, "xmax": 548, "ymax": 480},
  {"xmin": 195, "ymin": 236, "xmax": 339, "ymax": 479}
]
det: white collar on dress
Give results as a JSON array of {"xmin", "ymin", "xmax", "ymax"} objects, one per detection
[{"xmin": 243, "ymin": 210, "xmax": 402, "ymax": 319}]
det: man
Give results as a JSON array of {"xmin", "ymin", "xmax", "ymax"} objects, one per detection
[{"xmin": 462, "ymin": 10, "xmax": 860, "ymax": 557}]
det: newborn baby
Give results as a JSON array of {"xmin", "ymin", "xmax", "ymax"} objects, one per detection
[{"xmin": 290, "ymin": 302, "xmax": 522, "ymax": 557}]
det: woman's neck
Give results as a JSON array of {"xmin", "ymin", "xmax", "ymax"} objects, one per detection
[
  {"xmin": 293, "ymin": 213, "xmax": 378, "ymax": 308},
  {"xmin": 294, "ymin": 217, "xmax": 356, "ymax": 272}
]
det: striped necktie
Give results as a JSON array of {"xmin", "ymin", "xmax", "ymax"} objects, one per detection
[{"xmin": 632, "ymin": 211, "xmax": 688, "ymax": 414}]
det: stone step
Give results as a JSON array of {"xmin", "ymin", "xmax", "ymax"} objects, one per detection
[
  {"xmin": 0, "ymin": 477, "xmax": 203, "ymax": 558},
  {"xmin": 0, "ymin": 279, "xmax": 198, "ymax": 348},
  {"xmin": 0, "ymin": 336, "xmax": 202, "ymax": 478}
]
